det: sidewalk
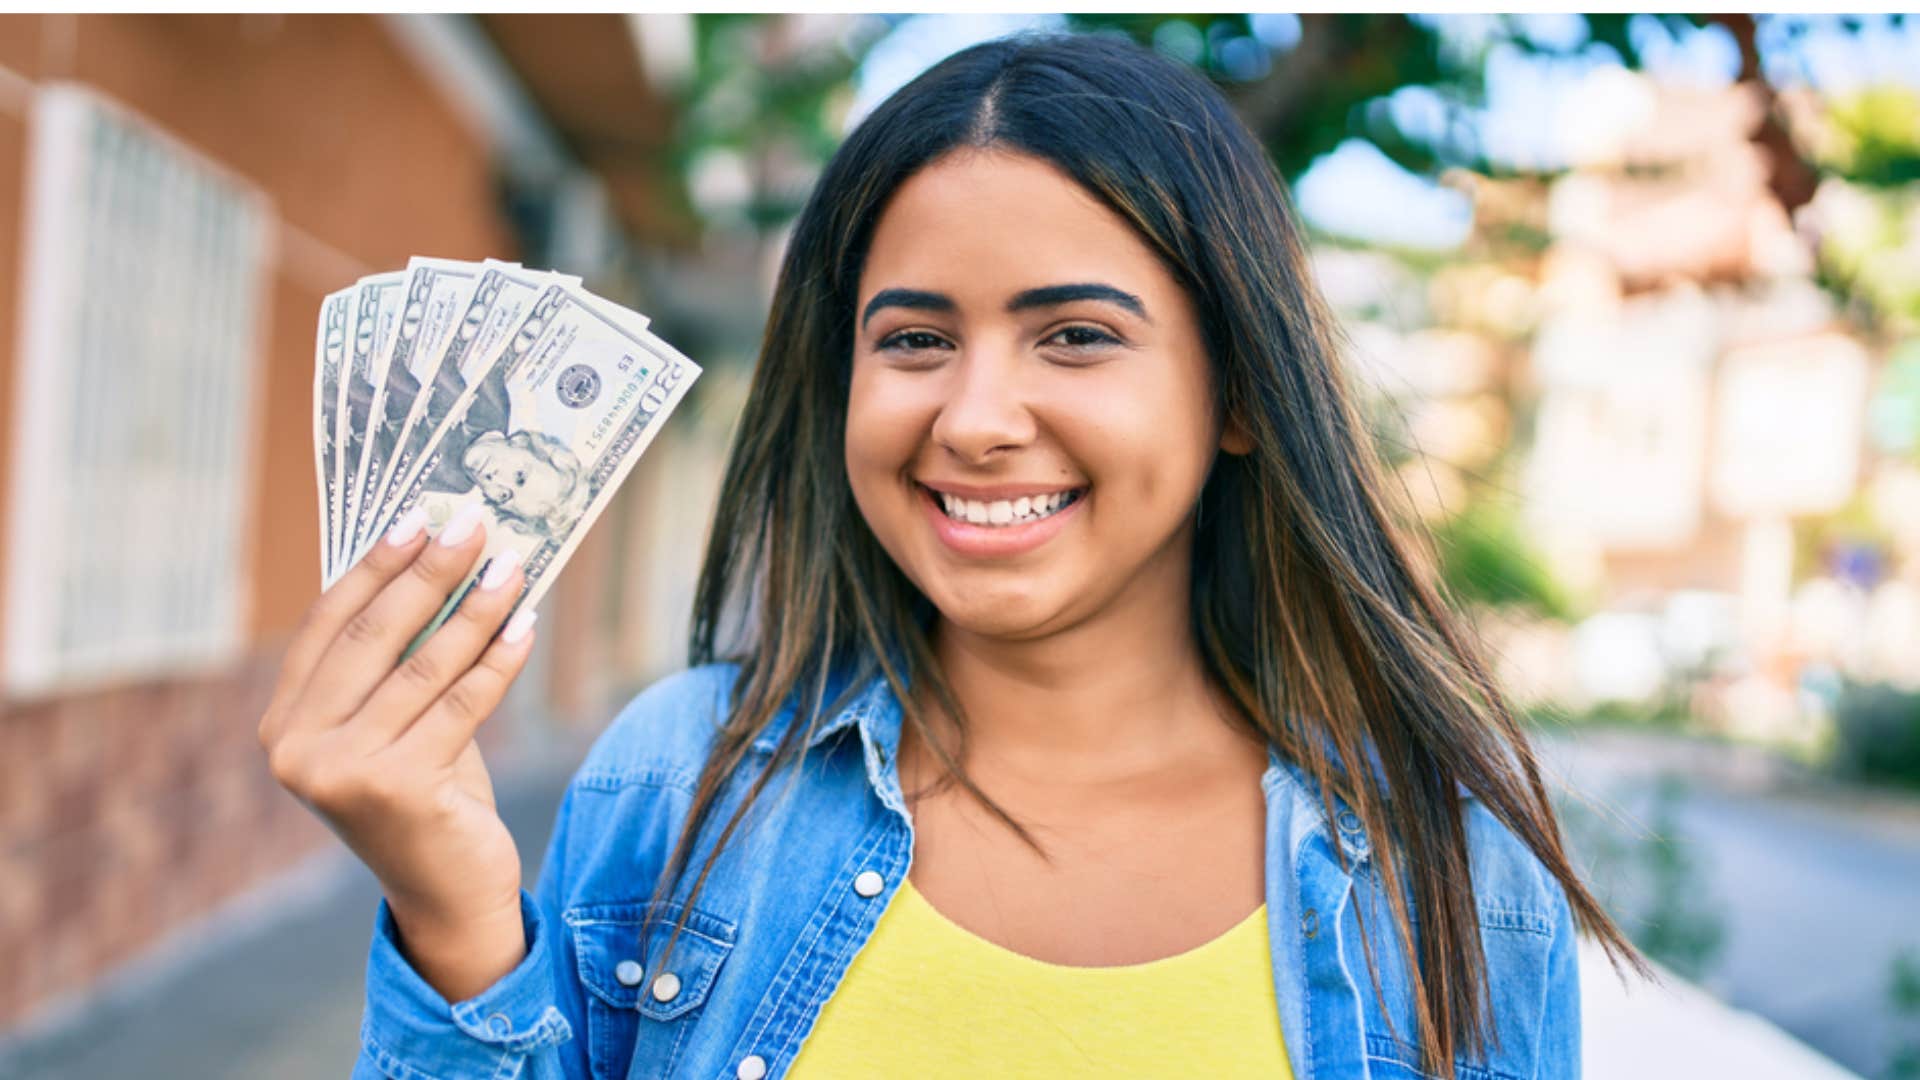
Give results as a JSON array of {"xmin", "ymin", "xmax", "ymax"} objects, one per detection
[
  {"xmin": 0, "ymin": 733, "xmax": 590, "ymax": 1080},
  {"xmin": 1583, "ymin": 943, "xmax": 1861, "ymax": 1079}
]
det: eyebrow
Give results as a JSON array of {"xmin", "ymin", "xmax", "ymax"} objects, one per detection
[{"xmin": 859, "ymin": 282, "xmax": 1150, "ymax": 330}]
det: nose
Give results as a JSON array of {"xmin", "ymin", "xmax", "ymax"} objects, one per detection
[{"xmin": 929, "ymin": 344, "xmax": 1036, "ymax": 465}]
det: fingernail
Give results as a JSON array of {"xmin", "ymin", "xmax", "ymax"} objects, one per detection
[
  {"xmin": 502, "ymin": 608, "xmax": 538, "ymax": 645},
  {"xmin": 385, "ymin": 505, "xmax": 428, "ymax": 547},
  {"xmin": 438, "ymin": 502, "xmax": 486, "ymax": 547},
  {"xmin": 480, "ymin": 548, "xmax": 520, "ymax": 590}
]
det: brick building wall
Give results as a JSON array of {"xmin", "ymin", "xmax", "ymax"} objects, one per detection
[{"xmin": 0, "ymin": 14, "xmax": 526, "ymax": 1031}]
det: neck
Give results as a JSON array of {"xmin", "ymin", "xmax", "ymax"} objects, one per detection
[{"xmin": 914, "ymin": 537, "xmax": 1251, "ymax": 789}]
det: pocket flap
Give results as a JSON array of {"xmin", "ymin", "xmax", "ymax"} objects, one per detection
[{"xmin": 565, "ymin": 901, "xmax": 737, "ymax": 1022}]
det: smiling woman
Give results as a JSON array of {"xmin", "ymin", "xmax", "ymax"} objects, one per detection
[
  {"xmin": 350, "ymin": 28, "xmax": 1651, "ymax": 1080},
  {"xmin": 673, "ymin": 27, "xmax": 1648, "ymax": 1080}
]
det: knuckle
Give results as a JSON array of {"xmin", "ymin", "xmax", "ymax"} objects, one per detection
[
  {"xmin": 395, "ymin": 650, "xmax": 446, "ymax": 692},
  {"xmin": 292, "ymin": 594, "xmax": 333, "ymax": 641},
  {"xmin": 439, "ymin": 678, "xmax": 491, "ymax": 723},
  {"xmin": 303, "ymin": 756, "xmax": 371, "ymax": 809},
  {"xmin": 476, "ymin": 642, "xmax": 526, "ymax": 686},
  {"xmin": 265, "ymin": 738, "xmax": 309, "ymax": 791},
  {"xmin": 408, "ymin": 545, "xmax": 463, "ymax": 587},
  {"xmin": 480, "ymin": 643, "xmax": 522, "ymax": 678},
  {"xmin": 340, "ymin": 608, "xmax": 387, "ymax": 647},
  {"xmin": 455, "ymin": 587, "xmax": 510, "ymax": 625},
  {"xmin": 358, "ymin": 534, "xmax": 409, "ymax": 575}
]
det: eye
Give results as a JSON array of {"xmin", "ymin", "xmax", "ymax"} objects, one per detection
[
  {"xmin": 877, "ymin": 330, "xmax": 950, "ymax": 353},
  {"xmin": 1043, "ymin": 325, "xmax": 1122, "ymax": 351},
  {"xmin": 514, "ymin": 470, "xmax": 527, "ymax": 486}
]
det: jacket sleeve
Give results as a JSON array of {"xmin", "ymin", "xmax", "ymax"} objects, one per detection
[
  {"xmin": 352, "ymin": 783, "xmax": 591, "ymax": 1080},
  {"xmin": 1535, "ymin": 880, "xmax": 1583, "ymax": 1079}
]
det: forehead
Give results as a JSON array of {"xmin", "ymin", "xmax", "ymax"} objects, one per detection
[{"xmin": 860, "ymin": 149, "xmax": 1168, "ymax": 298}]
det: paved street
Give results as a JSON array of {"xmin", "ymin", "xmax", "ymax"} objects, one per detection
[
  {"xmin": 0, "ymin": 736, "xmax": 589, "ymax": 1080},
  {"xmin": 1540, "ymin": 729, "xmax": 1920, "ymax": 1078}
]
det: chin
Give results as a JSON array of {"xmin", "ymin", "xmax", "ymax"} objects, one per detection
[{"xmin": 924, "ymin": 582, "xmax": 1071, "ymax": 641}]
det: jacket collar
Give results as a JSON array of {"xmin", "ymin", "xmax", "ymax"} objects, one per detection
[{"xmin": 747, "ymin": 659, "xmax": 1379, "ymax": 867}]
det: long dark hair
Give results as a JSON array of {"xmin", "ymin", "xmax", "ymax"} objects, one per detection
[{"xmin": 643, "ymin": 30, "xmax": 1648, "ymax": 1076}]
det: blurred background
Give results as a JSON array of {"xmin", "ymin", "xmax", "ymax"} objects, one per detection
[{"xmin": 0, "ymin": 12, "xmax": 1915, "ymax": 1079}]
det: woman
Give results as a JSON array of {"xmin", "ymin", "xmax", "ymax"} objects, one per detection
[{"xmin": 261, "ymin": 30, "xmax": 1648, "ymax": 1080}]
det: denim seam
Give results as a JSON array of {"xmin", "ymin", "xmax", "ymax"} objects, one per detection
[
  {"xmin": 362, "ymin": 1023, "xmax": 523, "ymax": 1080},
  {"xmin": 1476, "ymin": 906, "xmax": 1554, "ymax": 937},
  {"xmin": 763, "ymin": 820, "xmax": 892, "ymax": 1057},
  {"xmin": 1365, "ymin": 1033, "xmax": 1522, "ymax": 1080},
  {"xmin": 571, "ymin": 767, "xmax": 698, "ymax": 796},
  {"xmin": 1295, "ymin": 875, "xmax": 1317, "ymax": 1079}
]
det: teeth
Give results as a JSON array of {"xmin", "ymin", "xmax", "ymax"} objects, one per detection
[{"xmin": 934, "ymin": 488, "xmax": 1081, "ymax": 528}]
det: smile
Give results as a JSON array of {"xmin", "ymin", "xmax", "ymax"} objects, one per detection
[
  {"xmin": 929, "ymin": 487, "xmax": 1083, "ymax": 528},
  {"xmin": 915, "ymin": 482, "xmax": 1088, "ymax": 559}
]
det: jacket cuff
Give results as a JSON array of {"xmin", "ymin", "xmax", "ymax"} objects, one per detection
[{"xmin": 360, "ymin": 888, "xmax": 574, "ymax": 1077}]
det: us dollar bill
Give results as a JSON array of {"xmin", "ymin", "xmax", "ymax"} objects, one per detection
[
  {"xmin": 351, "ymin": 263, "xmax": 573, "ymax": 567},
  {"xmin": 341, "ymin": 271, "xmax": 415, "ymax": 577},
  {"xmin": 331, "ymin": 272, "xmax": 404, "ymax": 587},
  {"xmin": 348, "ymin": 256, "xmax": 481, "ymax": 557},
  {"xmin": 313, "ymin": 287, "xmax": 351, "ymax": 582},
  {"xmin": 399, "ymin": 283, "xmax": 699, "ymax": 656}
]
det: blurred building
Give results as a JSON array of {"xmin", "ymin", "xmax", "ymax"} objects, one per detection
[
  {"xmin": 0, "ymin": 13, "xmax": 705, "ymax": 1037},
  {"xmin": 1329, "ymin": 66, "xmax": 1920, "ymax": 747}
]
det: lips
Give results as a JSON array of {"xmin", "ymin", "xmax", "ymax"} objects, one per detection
[{"xmin": 916, "ymin": 480, "xmax": 1086, "ymax": 559}]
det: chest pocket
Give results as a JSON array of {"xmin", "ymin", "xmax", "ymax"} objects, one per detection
[
  {"xmin": 1361, "ymin": 906, "xmax": 1553, "ymax": 1080},
  {"xmin": 567, "ymin": 900, "xmax": 738, "ymax": 1080}
]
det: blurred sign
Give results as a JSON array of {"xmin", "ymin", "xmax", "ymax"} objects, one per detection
[
  {"xmin": 5, "ymin": 84, "xmax": 270, "ymax": 698},
  {"xmin": 1523, "ymin": 291, "xmax": 1716, "ymax": 550},
  {"xmin": 1709, "ymin": 333, "xmax": 1867, "ymax": 518}
]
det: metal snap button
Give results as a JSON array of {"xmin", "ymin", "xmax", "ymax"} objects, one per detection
[
  {"xmin": 1302, "ymin": 908, "xmax": 1319, "ymax": 940},
  {"xmin": 737, "ymin": 1054, "xmax": 768, "ymax": 1080},
  {"xmin": 651, "ymin": 971, "xmax": 681, "ymax": 1003},
  {"xmin": 853, "ymin": 870, "xmax": 885, "ymax": 897},
  {"xmin": 1337, "ymin": 810, "xmax": 1361, "ymax": 832},
  {"xmin": 486, "ymin": 1012, "xmax": 512, "ymax": 1036},
  {"xmin": 615, "ymin": 959, "xmax": 644, "ymax": 987}
]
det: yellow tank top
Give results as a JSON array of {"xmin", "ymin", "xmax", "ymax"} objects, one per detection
[{"xmin": 786, "ymin": 875, "xmax": 1294, "ymax": 1078}]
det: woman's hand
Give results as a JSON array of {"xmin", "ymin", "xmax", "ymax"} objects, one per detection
[{"xmin": 258, "ymin": 503, "xmax": 539, "ymax": 992}]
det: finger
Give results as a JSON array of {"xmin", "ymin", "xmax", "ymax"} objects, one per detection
[
  {"xmin": 301, "ymin": 501, "xmax": 492, "ymax": 722},
  {"xmin": 266, "ymin": 505, "xmax": 434, "ymax": 726},
  {"xmin": 352, "ymin": 548, "xmax": 526, "ymax": 749},
  {"xmin": 394, "ymin": 606, "xmax": 538, "ymax": 769}
]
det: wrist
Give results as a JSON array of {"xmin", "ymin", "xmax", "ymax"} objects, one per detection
[{"xmin": 389, "ymin": 896, "xmax": 529, "ymax": 1005}]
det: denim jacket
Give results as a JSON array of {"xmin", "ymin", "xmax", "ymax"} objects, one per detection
[{"xmin": 353, "ymin": 661, "xmax": 1581, "ymax": 1080}]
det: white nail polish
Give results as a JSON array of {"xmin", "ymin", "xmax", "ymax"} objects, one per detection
[
  {"xmin": 480, "ymin": 549, "xmax": 520, "ymax": 590},
  {"xmin": 502, "ymin": 608, "xmax": 538, "ymax": 645},
  {"xmin": 438, "ymin": 502, "xmax": 485, "ymax": 547},
  {"xmin": 385, "ymin": 506, "xmax": 428, "ymax": 547}
]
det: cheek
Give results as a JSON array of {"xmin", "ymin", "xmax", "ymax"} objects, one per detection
[
  {"xmin": 844, "ymin": 367, "xmax": 932, "ymax": 494},
  {"xmin": 1067, "ymin": 370, "xmax": 1214, "ymax": 504}
]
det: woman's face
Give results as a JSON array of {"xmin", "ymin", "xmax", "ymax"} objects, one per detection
[{"xmin": 846, "ymin": 148, "xmax": 1248, "ymax": 641}]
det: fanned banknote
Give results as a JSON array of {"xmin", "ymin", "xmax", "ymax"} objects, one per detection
[
  {"xmin": 335, "ymin": 272, "xmax": 405, "ymax": 576},
  {"xmin": 311, "ymin": 258, "xmax": 700, "ymax": 652},
  {"xmin": 312, "ymin": 288, "xmax": 351, "ymax": 581},
  {"xmin": 348, "ymin": 256, "xmax": 483, "ymax": 559}
]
